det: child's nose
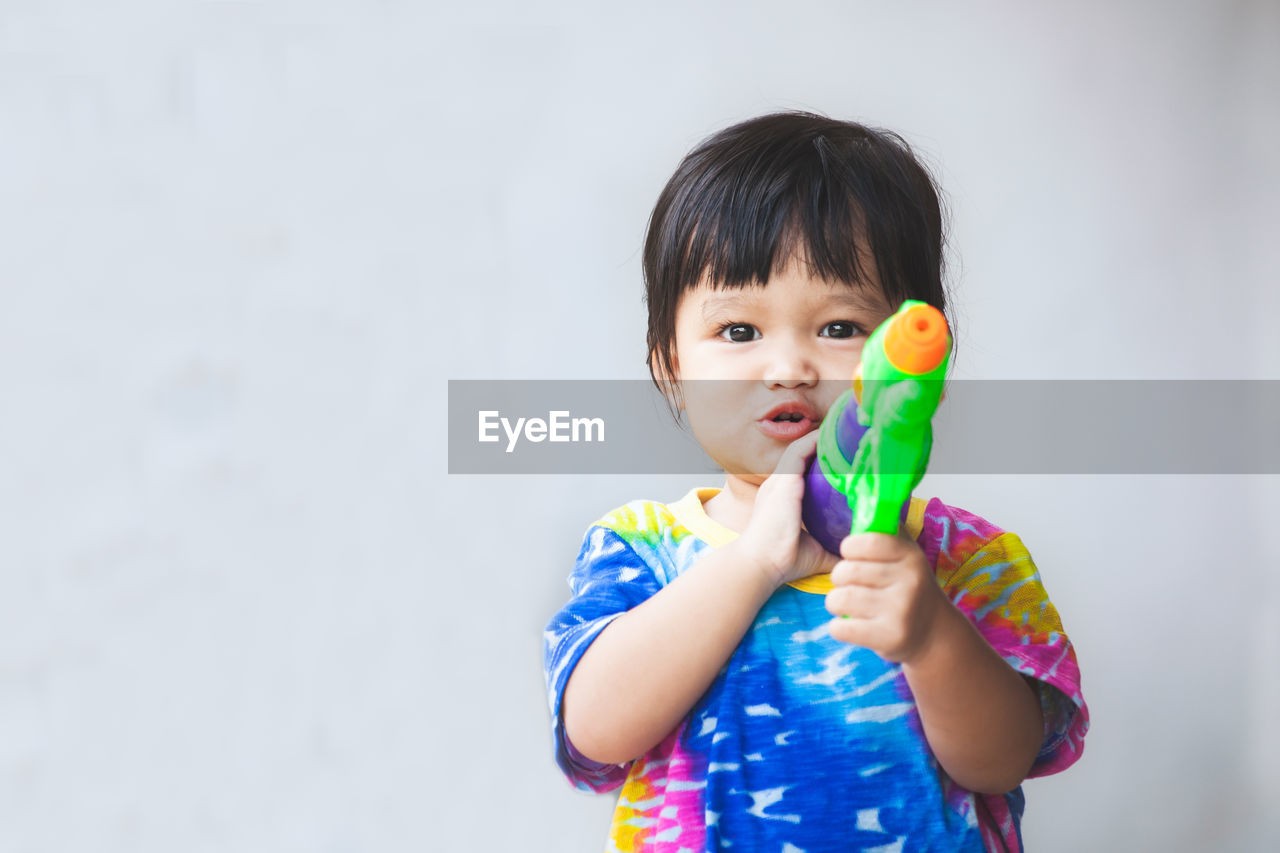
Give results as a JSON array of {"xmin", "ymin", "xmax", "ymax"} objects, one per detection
[{"xmin": 762, "ymin": 341, "xmax": 819, "ymax": 388}]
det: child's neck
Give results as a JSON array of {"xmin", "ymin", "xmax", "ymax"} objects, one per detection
[{"xmin": 702, "ymin": 474, "xmax": 763, "ymax": 534}]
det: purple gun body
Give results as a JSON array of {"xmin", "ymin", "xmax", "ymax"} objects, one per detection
[{"xmin": 801, "ymin": 394, "xmax": 910, "ymax": 554}]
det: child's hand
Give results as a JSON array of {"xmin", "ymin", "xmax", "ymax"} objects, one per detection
[
  {"xmin": 823, "ymin": 532, "xmax": 948, "ymax": 663},
  {"xmin": 736, "ymin": 431, "xmax": 839, "ymax": 587}
]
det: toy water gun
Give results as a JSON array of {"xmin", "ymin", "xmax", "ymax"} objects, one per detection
[{"xmin": 801, "ymin": 300, "xmax": 951, "ymax": 549}]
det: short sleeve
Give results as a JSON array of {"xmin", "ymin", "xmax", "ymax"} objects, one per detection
[
  {"xmin": 943, "ymin": 532, "xmax": 1090, "ymax": 778},
  {"xmin": 542, "ymin": 524, "xmax": 664, "ymax": 792}
]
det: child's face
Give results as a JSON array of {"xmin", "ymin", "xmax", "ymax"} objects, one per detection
[{"xmin": 668, "ymin": 253, "xmax": 895, "ymax": 484}]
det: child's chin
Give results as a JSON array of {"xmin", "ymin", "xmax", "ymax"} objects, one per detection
[{"xmin": 721, "ymin": 460, "xmax": 775, "ymax": 483}]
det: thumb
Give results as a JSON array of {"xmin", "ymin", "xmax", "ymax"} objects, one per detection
[{"xmin": 796, "ymin": 530, "xmax": 840, "ymax": 576}]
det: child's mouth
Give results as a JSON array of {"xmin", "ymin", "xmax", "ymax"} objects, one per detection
[{"xmin": 757, "ymin": 412, "xmax": 818, "ymax": 440}]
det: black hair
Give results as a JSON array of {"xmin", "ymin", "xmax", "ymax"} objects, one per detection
[{"xmin": 643, "ymin": 110, "xmax": 953, "ymax": 392}]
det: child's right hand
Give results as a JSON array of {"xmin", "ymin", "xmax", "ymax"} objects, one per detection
[{"xmin": 735, "ymin": 431, "xmax": 840, "ymax": 587}]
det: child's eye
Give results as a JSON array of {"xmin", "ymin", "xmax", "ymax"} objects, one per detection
[
  {"xmin": 718, "ymin": 323, "xmax": 760, "ymax": 343},
  {"xmin": 821, "ymin": 322, "xmax": 864, "ymax": 339}
]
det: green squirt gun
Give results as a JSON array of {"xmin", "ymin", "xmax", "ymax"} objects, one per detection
[{"xmin": 801, "ymin": 300, "xmax": 952, "ymax": 544}]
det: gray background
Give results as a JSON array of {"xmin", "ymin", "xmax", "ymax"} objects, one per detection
[{"xmin": 2, "ymin": 1, "xmax": 1278, "ymax": 851}]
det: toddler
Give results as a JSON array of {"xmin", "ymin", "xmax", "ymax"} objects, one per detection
[{"xmin": 543, "ymin": 111, "xmax": 1088, "ymax": 852}]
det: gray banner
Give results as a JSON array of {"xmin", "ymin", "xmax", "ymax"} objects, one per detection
[{"xmin": 447, "ymin": 380, "xmax": 1280, "ymax": 474}]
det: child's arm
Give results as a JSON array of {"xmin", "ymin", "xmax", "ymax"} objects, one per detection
[
  {"xmin": 899, "ymin": 595, "xmax": 1045, "ymax": 794},
  {"xmin": 562, "ymin": 433, "xmax": 838, "ymax": 766},
  {"xmin": 824, "ymin": 533, "xmax": 1044, "ymax": 794}
]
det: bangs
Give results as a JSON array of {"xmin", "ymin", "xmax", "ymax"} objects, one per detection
[{"xmin": 653, "ymin": 129, "xmax": 933, "ymax": 310}]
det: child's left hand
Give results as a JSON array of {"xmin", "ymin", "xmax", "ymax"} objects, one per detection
[{"xmin": 824, "ymin": 532, "xmax": 949, "ymax": 663}]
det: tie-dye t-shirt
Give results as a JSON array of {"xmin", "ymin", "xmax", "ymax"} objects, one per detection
[{"xmin": 543, "ymin": 487, "xmax": 1088, "ymax": 853}]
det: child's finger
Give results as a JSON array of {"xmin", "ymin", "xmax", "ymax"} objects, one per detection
[
  {"xmin": 771, "ymin": 430, "xmax": 821, "ymax": 476},
  {"xmin": 824, "ymin": 584, "xmax": 879, "ymax": 620},
  {"xmin": 839, "ymin": 531, "xmax": 908, "ymax": 562},
  {"xmin": 827, "ymin": 613, "xmax": 880, "ymax": 648},
  {"xmin": 830, "ymin": 559, "xmax": 894, "ymax": 588}
]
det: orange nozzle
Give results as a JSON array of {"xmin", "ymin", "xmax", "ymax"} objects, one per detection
[{"xmin": 884, "ymin": 304, "xmax": 949, "ymax": 374}]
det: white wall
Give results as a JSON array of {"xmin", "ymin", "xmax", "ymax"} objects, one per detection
[{"xmin": 1, "ymin": 1, "xmax": 1276, "ymax": 850}]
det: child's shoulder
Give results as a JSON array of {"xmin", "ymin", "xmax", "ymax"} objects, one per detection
[
  {"xmin": 914, "ymin": 495, "xmax": 1026, "ymax": 579},
  {"xmin": 575, "ymin": 492, "xmax": 708, "ymax": 587},
  {"xmin": 589, "ymin": 496, "xmax": 681, "ymax": 536},
  {"xmin": 915, "ymin": 495, "xmax": 1008, "ymax": 543},
  {"xmin": 586, "ymin": 487, "xmax": 712, "ymax": 540}
]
